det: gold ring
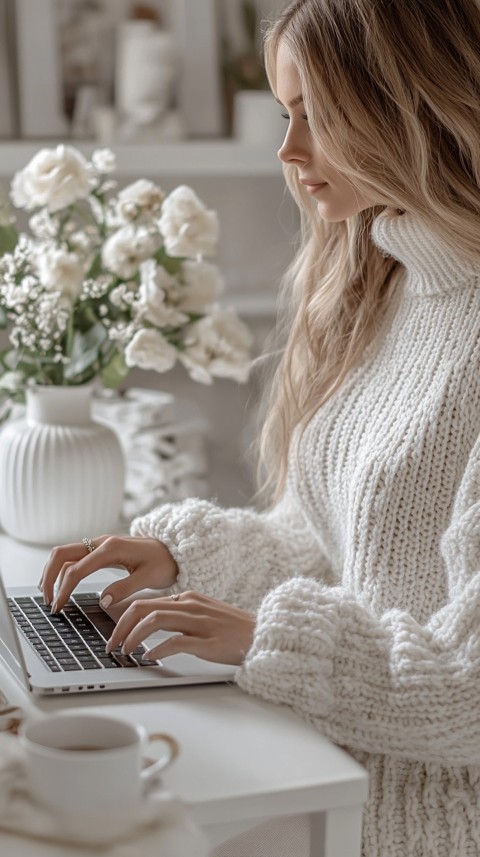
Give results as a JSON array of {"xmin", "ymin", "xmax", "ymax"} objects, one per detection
[
  {"xmin": 171, "ymin": 593, "xmax": 180, "ymax": 601},
  {"xmin": 82, "ymin": 537, "xmax": 95, "ymax": 554}
]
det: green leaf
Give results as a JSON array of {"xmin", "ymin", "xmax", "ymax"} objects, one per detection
[
  {"xmin": 100, "ymin": 350, "xmax": 130, "ymax": 389},
  {"xmin": 64, "ymin": 323, "xmax": 107, "ymax": 380},
  {"xmin": 1, "ymin": 349, "xmax": 30, "ymax": 371},
  {"xmin": 155, "ymin": 246, "xmax": 183, "ymax": 275},
  {"xmin": 87, "ymin": 252, "xmax": 102, "ymax": 279},
  {"xmin": 0, "ymin": 348, "xmax": 17, "ymax": 370},
  {"xmin": 0, "ymin": 224, "xmax": 18, "ymax": 255}
]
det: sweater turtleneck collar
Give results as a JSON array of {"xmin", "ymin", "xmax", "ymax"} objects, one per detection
[{"xmin": 371, "ymin": 207, "xmax": 479, "ymax": 297}]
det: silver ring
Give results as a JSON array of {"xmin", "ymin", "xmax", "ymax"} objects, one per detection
[
  {"xmin": 171, "ymin": 593, "xmax": 180, "ymax": 601},
  {"xmin": 82, "ymin": 537, "xmax": 95, "ymax": 554}
]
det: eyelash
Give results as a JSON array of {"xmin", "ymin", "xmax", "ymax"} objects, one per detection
[{"xmin": 281, "ymin": 113, "xmax": 309, "ymax": 123}]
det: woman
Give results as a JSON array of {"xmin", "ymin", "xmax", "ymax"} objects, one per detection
[{"xmin": 42, "ymin": 1, "xmax": 480, "ymax": 854}]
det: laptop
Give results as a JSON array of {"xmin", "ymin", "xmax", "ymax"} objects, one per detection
[{"xmin": 0, "ymin": 568, "xmax": 237, "ymax": 696}]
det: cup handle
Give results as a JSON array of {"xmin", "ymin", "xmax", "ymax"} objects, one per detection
[{"xmin": 141, "ymin": 732, "xmax": 179, "ymax": 783}]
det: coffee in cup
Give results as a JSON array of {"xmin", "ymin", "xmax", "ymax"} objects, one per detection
[{"xmin": 19, "ymin": 712, "xmax": 178, "ymax": 831}]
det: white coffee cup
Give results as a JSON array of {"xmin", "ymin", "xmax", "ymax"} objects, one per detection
[{"xmin": 19, "ymin": 713, "xmax": 178, "ymax": 823}]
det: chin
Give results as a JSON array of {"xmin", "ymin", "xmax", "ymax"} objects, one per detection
[{"xmin": 316, "ymin": 200, "xmax": 374, "ymax": 222}]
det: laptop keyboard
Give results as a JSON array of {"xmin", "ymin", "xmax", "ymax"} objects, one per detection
[{"xmin": 8, "ymin": 593, "xmax": 158, "ymax": 672}]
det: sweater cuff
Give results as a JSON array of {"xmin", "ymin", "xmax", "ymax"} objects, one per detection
[
  {"xmin": 236, "ymin": 577, "xmax": 340, "ymax": 718},
  {"xmin": 130, "ymin": 498, "xmax": 232, "ymax": 599}
]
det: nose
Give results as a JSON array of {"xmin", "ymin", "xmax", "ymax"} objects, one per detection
[{"xmin": 277, "ymin": 123, "xmax": 308, "ymax": 166}]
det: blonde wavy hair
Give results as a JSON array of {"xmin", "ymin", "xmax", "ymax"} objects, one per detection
[{"xmin": 258, "ymin": 0, "xmax": 480, "ymax": 503}]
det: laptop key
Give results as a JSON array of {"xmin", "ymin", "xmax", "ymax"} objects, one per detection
[
  {"xmin": 131, "ymin": 654, "xmax": 159, "ymax": 667},
  {"xmin": 110, "ymin": 652, "xmax": 139, "ymax": 668},
  {"xmin": 13, "ymin": 595, "xmax": 145, "ymax": 675}
]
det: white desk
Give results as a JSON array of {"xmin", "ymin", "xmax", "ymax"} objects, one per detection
[{"xmin": 0, "ymin": 534, "xmax": 368, "ymax": 856}]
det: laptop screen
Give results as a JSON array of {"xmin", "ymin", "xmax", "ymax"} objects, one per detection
[{"xmin": 0, "ymin": 569, "xmax": 30, "ymax": 692}]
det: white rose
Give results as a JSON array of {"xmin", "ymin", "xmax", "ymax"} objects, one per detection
[
  {"xmin": 159, "ymin": 185, "xmax": 218, "ymax": 258},
  {"xmin": 37, "ymin": 246, "xmax": 84, "ymax": 301},
  {"xmin": 117, "ymin": 179, "xmax": 164, "ymax": 223},
  {"xmin": 91, "ymin": 148, "xmax": 116, "ymax": 174},
  {"xmin": 124, "ymin": 328, "xmax": 177, "ymax": 373},
  {"xmin": 179, "ymin": 260, "xmax": 223, "ymax": 313},
  {"xmin": 102, "ymin": 224, "xmax": 161, "ymax": 279},
  {"xmin": 180, "ymin": 305, "xmax": 252, "ymax": 384},
  {"xmin": 138, "ymin": 259, "xmax": 188, "ymax": 327},
  {"xmin": 11, "ymin": 145, "xmax": 91, "ymax": 213}
]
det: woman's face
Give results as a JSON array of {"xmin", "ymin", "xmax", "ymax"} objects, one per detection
[{"xmin": 275, "ymin": 41, "xmax": 377, "ymax": 222}]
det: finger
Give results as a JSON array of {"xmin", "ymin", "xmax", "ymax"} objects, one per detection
[
  {"xmin": 121, "ymin": 610, "xmax": 199, "ymax": 655},
  {"xmin": 57, "ymin": 561, "xmax": 76, "ymax": 592},
  {"xmin": 53, "ymin": 536, "xmax": 170, "ymax": 612},
  {"xmin": 110, "ymin": 606, "xmax": 194, "ymax": 655},
  {"xmin": 98, "ymin": 571, "xmax": 157, "ymax": 612},
  {"xmin": 107, "ymin": 602, "xmax": 195, "ymax": 654},
  {"xmin": 50, "ymin": 538, "xmax": 123, "ymax": 611},
  {"xmin": 41, "ymin": 539, "xmax": 104, "ymax": 605},
  {"xmin": 106, "ymin": 599, "xmax": 158, "ymax": 652}
]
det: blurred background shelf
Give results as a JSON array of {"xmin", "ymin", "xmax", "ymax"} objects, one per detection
[
  {"xmin": 0, "ymin": 140, "xmax": 281, "ymax": 177},
  {"xmin": 0, "ymin": 0, "xmax": 289, "ymax": 507}
]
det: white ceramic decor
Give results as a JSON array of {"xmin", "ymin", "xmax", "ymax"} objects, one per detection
[
  {"xmin": 233, "ymin": 90, "xmax": 286, "ymax": 148},
  {"xmin": 0, "ymin": 385, "xmax": 125, "ymax": 545},
  {"xmin": 115, "ymin": 21, "xmax": 180, "ymax": 141}
]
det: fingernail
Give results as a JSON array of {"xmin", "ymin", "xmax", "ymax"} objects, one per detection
[
  {"xmin": 50, "ymin": 601, "xmax": 58, "ymax": 614},
  {"xmin": 105, "ymin": 640, "xmax": 112, "ymax": 654},
  {"xmin": 100, "ymin": 595, "xmax": 112, "ymax": 610}
]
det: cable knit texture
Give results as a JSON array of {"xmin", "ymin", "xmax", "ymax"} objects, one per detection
[{"xmin": 131, "ymin": 208, "xmax": 480, "ymax": 856}]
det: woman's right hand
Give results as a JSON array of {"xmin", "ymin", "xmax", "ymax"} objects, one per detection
[{"xmin": 40, "ymin": 535, "xmax": 179, "ymax": 613}]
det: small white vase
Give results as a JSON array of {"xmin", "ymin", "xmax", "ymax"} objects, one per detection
[{"xmin": 0, "ymin": 385, "xmax": 125, "ymax": 545}]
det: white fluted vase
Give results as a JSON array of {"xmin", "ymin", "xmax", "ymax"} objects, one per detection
[{"xmin": 0, "ymin": 385, "xmax": 125, "ymax": 545}]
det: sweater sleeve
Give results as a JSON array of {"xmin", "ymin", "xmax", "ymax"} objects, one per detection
[
  {"xmin": 130, "ymin": 492, "xmax": 334, "ymax": 612},
  {"xmin": 236, "ymin": 441, "xmax": 480, "ymax": 767}
]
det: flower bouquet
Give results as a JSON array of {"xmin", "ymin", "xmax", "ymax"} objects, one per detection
[
  {"xmin": 0, "ymin": 144, "xmax": 252, "ymax": 406},
  {"xmin": 0, "ymin": 145, "xmax": 253, "ymax": 545}
]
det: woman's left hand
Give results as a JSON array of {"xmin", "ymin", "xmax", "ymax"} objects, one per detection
[{"xmin": 106, "ymin": 590, "xmax": 255, "ymax": 666}]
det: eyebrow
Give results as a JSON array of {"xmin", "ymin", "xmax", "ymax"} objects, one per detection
[{"xmin": 275, "ymin": 94, "xmax": 304, "ymax": 109}]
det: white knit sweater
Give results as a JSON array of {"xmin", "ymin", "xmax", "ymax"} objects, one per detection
[{"xmin": 131, "ymin": 209, "xmax": 480, "ymax": 857}]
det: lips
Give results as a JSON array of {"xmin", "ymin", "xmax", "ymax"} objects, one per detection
[
  {"xmin": 300, "ymin": 178, "xmax": 328, "ymax": 195},
  {"xmin": 300, "ymin": 178, "xmax": 327, "ymax": 187},
  {"xmin": 301, "ymin": 180, "xmax": 328, "ymax": 196}
]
